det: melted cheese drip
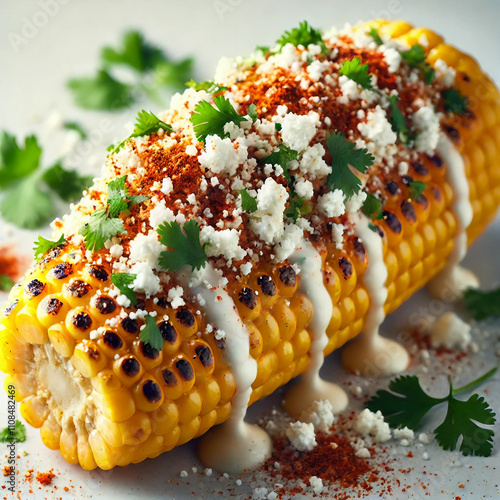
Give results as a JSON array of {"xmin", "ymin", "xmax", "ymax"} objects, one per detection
[
  {"xmin": 428, "ymin": 134, "xmax": 479, "ymax": 298},
  {"xmin": 342, "ymin": 214, "xmax": 409, "ymax": 377},
  {"xmin": 183, "ymin": 264, "xmax": 271, "ymax": 474},
  {"xmin": 283, "ymin": 239, "xmax": 348, "ymax": 416}
]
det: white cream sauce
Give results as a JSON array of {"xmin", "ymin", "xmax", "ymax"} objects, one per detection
[
  {"xmin": 427, "ymin": 134, "xmax": 479, "ymax": 299},
  {"xmin": 180, "ymin": 264, "xmax": 271, "ymax": 473},
  {"xmin": 283, "ymin": 239, "xmax": 348, "ymax": 416},
  {"xmin": 341, "ymin": 213, "xmax": 409, "ymax": 377}
]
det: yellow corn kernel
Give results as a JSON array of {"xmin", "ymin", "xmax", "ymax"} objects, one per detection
[
  {"xmin": 133, "ymin": 377, "xmax": 164, "ymax": 412},
  {"xmin": 182, "ymin": 340, "xmax": 215, "ymax": 379},
  {"xmin": 48, "ymin": 323, "xmax": 75, "ymax": 358},
  {"xmin": 234, "ymin": 285, "xmax": 262, "ymax": 321},
  {"xmin": 62, "ymin": 278, "xmax": 94, "ymax": 308},
  {"xmin": 272, "ymin": 297, "xmax": 296, "ymax": 341},
  {"xmin": 71, "ymin": 340, "xmax": 107, "ymax": 378},
  {"xmin": 216, "ymin": 370, "xmax": 236, "ymax": 405},
  {"xmin": 60, "ymin": 417, "xmax": 78, "ymax": 464},
  {"xmin": 15, "ymin": 305, "xmax": 47, "ymax": 344},
  {"xmin": 132, "ymin": 340, "xmax": 164, "ymax": 371},
  {"xmin": 151, "ymin": 400, "xmax": 179, "ymax": 436},
  {"xmin": 170, "ymin": 305, "xmax": 199, "ymax": 338},
  {"xmin": 97, "ymin": 329, "xmax": 126, "ymax": 359},
  {"xmin": 40, "ymin": 412, "xmax": 62, "ymax": 450},
  {"xmin": 247, "ymin": 323, "xmax": 263, "ymax": 359},
  {"xmin": 65, "ymin": 307, "xmax": 95, "ymax": 340},
  {"xmin": 254, "ymin": 311, "xmax": 280, "ymax": 353},
  {"xmin": 177, "ymin": 417, "xmax": 201, "ymax": 446},
  {"xmin": 119, "ymin": 411, "xmax": 152, "ymax": 445},
  {"xmin": 92, "ymin": 370, "xmax": 136, "ymax": 422},
  {"xmin": 20, "ymin": 395, "xmax": 49, "ymax": 428},
  {"xmin": 176, "ymin": 388, "xmax": 202, "ymax": 424},
  {"xmin": 289, "ymin": 294, "xmax": 313, "ymax": 332},
  {"xmin": 88, "ymin": 429, "xmax": 115, "ymax": 470},
  {"xmin": 196, "ymin": 378, "xmax": 221, "ymax": 415}
]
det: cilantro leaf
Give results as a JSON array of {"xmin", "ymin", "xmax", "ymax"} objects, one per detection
[
  {"xmin": 388, "ymin": 95, "xmax": 411, "ymax": 144},
  {"xmin": 285, "ymin": 195, "xmax": 311, "ymax": 222},
  {"xmin": 326, "ymin": 131, "xmax": 374, "ymax": 199},
  {"xmin": 190, "ymin": 96, "xmax": 246, "ymax": 143},
  {"xmin": 63, "ymin": 122, "xmax": 88, "ymax": 139},
  {"xmin": 139, "ymin": 315, "xmax": 163, "ymax": 351},
  {"xmin": 408, "ymin": 180, "xmax": 426, "ymax": 200},
  {"xmin": 42, "ymin": 162, "xmax": 93, "ymax": 201},
  {"xmin": 400, "ymin": 45, "xmax": 435, "ymax": 84},
  {"xmin": 153, "ymin": 57, "xmax": 194, "ymax": 90},
  {"xmin": 0, "ymin": 274, "xmax": 14, "ymax": 291},
  {"xmin": 276, "ymin": 21, "xmax": 328, "ymax": 55},
  {"xmin": 111, "ymin": 273, "xmax": 138, "ymax": 306},
  {"xmin": 442, "ymin": 89, "xmax": 468, "ymax": 114},
  {"xmin": 79, "ymin": 209, "xmax": 125, "ymax": 251},
  {"xmin": 238, "ymin": 189, "xmax": 257, "ymax": 213},
  {"xmin": 0, "ymin": 420, "xmax": 26, "ymax": 443},
  {"xmin": 185, "ymin": 79, "xmax": 227, "ymax": 94},
  {"xmin": 0, "ymin": 132, "xmax": 41, "ymax": 188},
  {"xmin": 362, "ymin": 192, "xmax": 383, "ymax": 219},
  {"xmin": 435, "ymin": 392, "xmax": 496, "ymax": 457},
  {"xmin": 157, "ymin": 220, "xmax": 207, "ymax": 272},
  {"xmin": 368, "ymin": 27, "xmax": 383, "ymax": 46},
  {"xmin": 109, "ymin": 110, "xmax": 173, "ymax": 154},
  {"xmin": 247, "ymin": 104, "xmax": 258, "ymax": 122},
  {"xmin": 464, "ymin": 287, "xmax": 500, "ymax": 320},
  {"xmin": 260, "ymin": 144, "xmax": 298, "ymax": 185},
  {"xmin": 33, "ymin": 234, "xmax": 66, "ymax": 262},
  {"xmin": 339, "ymin": 58, "xmax": 373, "ymax": 90},
  {"xmin": 68, "ymin": 69, "xmax": 134, "ymax": 110},
  {"xmin": 107, "ymin": 175, "xmax": 149, "ymax": 217}
]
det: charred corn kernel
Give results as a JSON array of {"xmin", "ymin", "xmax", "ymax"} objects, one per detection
[
  {"xmin": 332, "ymin": 256, "xmax": 357, "ymax": 296},
  {"xmin": 60, "ymin": 417, "xmax": 78, "ymax": 464},
  {"xmin": 272, "ymin": 297, "xmax": 296, "ymax": 341},
  {"xmin": 272, "ymin": 264, "xmax": 298, "ymax": 297},
  {"xmin": 234, "ymin": 285, "xmax": 262, "ymax": 321},
  {"xmin": 157, "ymin": 365, "xmax": 184, "ymax": 400},
  {"xmin": 119, "ymin": 411, "xmax": 152, "ymax": 445},
  {"xmin": 113, "ymin": 355, "xmax": 144, "ymax": 387},
  {"xmin": 82, "ymin": 264, "xmax": 111, "ymax": 288},
  {"xmin": 167, "ymin": 354, "xmax": 196, "ymax": 394},
  {"xmin": 62, "ymin": 278, "xmax": 94, "ymax": 308},
  {"xmin": 159, "ymin": 320, "xmax": 181, "ymax": 356},
  {"xmin": 2, "ymin": 299, "xmax": 22, "ymax": 331},
  {"xmin": 132, "ymin": 340, "xmax": 163, "ymax": 371},
  {"xmin": 20, "ymin": 395, "xmax": 48, "ymax": 428},
  {"xmin": 248, "ymin": 272, "xmax": 279, "ymax": 309},
  {"xmin": 46, "ymin": 262, "xmax": 75, "ymax": 286},
  {"xmin": 71, "ymin": 340, "xmax": 107, "ymax": 378},
  {"xmin": 48, "ymin": 323, "xmax": 75, "ymax": 358},
  {"xmin": 323, "ymin": 264, "xmax": 341, "ymax": 304},
  {"xmin": 89, "ymin": 294, "xmax": 119, "ymax": 320},
  {"xmin": 151, "ymin": 400, "xmax": 179, "ymax": 435},
  {"xmin": 97, "ymin": 329, "xmax": 126, "ymax": 358},
  {"xmin": 181, "ymin": 340, "xmax": 215, "ymax": 378},
  {"xmin": 40, "ymin": 412, "xmax": 62, "ymax": 450},
  {"xmin": 133, "ymin": 377, "xmax": 164, "ymax": 412},
  {"xmin": 170, "ymin": 306, "xmax": 198, "ymax": 338},
  {"xmin": 15, "ymin": 306, "xmax": 46, "ymax": 344},
  {"xmin": 66, "ymin": 307, "xmax": 95, "ymax": 341},
  {"xmin": 37, "ymin": 294, "xmax": 69, "ymax": 329},
  {"xmin": 254, "ymin": 312, "xmax": 280, "ymax": 353},
  {"xmin": 22, "ymin": 278, "xmax": 50, "ymax": 306}
]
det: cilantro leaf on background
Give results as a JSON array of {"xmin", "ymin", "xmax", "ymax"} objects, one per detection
[
  {"xmin": 367, "ymin": 369, "xmax": 497, "ymax": 457},
  {"xmin": 191, "ymin": 96, "xmax": 246, "ymax": 143},
  {"xmin": 107, "ymin": 175, "xmax": 149, "ymax": 216},
  {"xmin": 79, "ymin": 209, "xmax": 125, "ymax": 251},
  {"xmin": 276, "ymin": 21, "xmax": 328, "ymax": 55},
  {"xmin": 153, "ymin": 57, "xmax": 194, "ymax": 90},
  {"xmin": 0, "ymin": 420, "xmax": 26, "ymax": 443},
  {"xmin": 157, "ymin": 220, "xmax": 207, "ymax": 272},
  {"xmin": 139, "ymin": 314, "xmax": 163, "ymax": 351},
  {"xmin": 400, "ymin": 45, "xmax": 435, "ymax": 84},
  {"xmin": 247, "ymin": 104, "xmax": 258, "ymax": 122},
  {"xmin": 362, "ymin": 192, "xmax": 384, "ymax": 219},
  {"xmin": 63, "ymin": 121, "xmax": 88, "ymax": 139},
  {"xmin": 326, "ymin": 131, "xmax": 374, "ymax": 198},
  {"xmin": 285, "ymin": 195, "xmax": 310, "ymax": 222},
  {"xmin": 0, "ymin": 132, "xmax": 41, "ymax": 188},
  {"xmin": 339, "ymin": 58, "xmax": 373, "ymax": 90},
  {"xmin": 42, "ymin": 162, "xmax": 93, "ymax": 201},
  {"xmin": 111, "ymin": 273, "xmax": 138, "ymax": 306},
  {"xmin": 108, "ymin": 110, "xmax": 173, "ymax": 153},
  {"xmin": 68, "ymin": 70, "xmax": 134, "ymax": 110},
  {"xmin": 0, "ymin": 274, "xmax": 14, "ymax": 291},
  {"xmin": 33, "ymin": 234, "xmax": 66, "ymax": 262},
  {"xmin": 238, "ymin": 189, "xmax": 257, "ymax": 213},
  {"xmin": 368, "ymin": 27, "xmax": 384, "ymax": 46},
  {"xmin": 408, "ymin": 180, "xmax": 426, "ymax": 200},
  {"xmin": 442, "ymin": 89, "xmax": 468, "ymax": 114},
  {"xmin": 388, "ymin": 95, "xmax": 411, "ymax": 144},
  {"xmin": 260, "ymin": 144, "xmax": 298, "ymax": 184},
  {"xmin": 464, "ymin": 287, "xmax": 500, "ymax": 320},
  {"xmin": 185, "ymin": 79, "xmax": 227, "ymax": 94}
]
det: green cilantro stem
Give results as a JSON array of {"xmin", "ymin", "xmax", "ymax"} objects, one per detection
[{"xmin": 452, "ymin": 365, "xmax": 499, "ymax": 395}]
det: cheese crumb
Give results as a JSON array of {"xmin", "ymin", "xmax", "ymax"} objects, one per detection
[
  {"xmin": 199, "ymin": 135, "xmax": 248, "ymax": 176},
  {"xmin": 318, "ymin": 189, "xmax": 346, "ymax": 218},
  {"xmin": 286, "ymin": 421, "xmax": 317, "ymax": 452},
  {"xmin": 355, "ymin": 409, "xmax": 391, "ymax": 443},
  {"xmin": 161, "ymin": 177, "xmax": 173, "ymax": 195},
  {"xmin": 281, "ymin": 112, "xmax": 320, "ymax": 152},
  {"xmin": 300, "ymin": 400, "xmax": 335, "ymax": 433},
  {"xmin": 430, "ymin": 312, "xmax": 471, "ymax": 350},
  {"xmin": 358, "ymin": 105, "xmax": 397, "ymax": 147},
  {"xmin": 412, "ymin": 106, "xmax": 440, "ymax": 154}
]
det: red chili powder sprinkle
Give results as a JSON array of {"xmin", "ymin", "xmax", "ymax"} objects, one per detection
[
  {"xmin": 36, "ymin": 470, "xmax": 55, "ymax": 486},
  {"xmin": 0, "ymin": 246, "xmax": 21, "ymax": 280},
  {"xmin": 2, "ymin": 466, "xmax": 12, "ymax": 477}
]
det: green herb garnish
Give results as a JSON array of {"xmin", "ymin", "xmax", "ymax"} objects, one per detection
[
  {"xmin": 388, "ymin": 95, "xmax": 411, "ymax": 144},
  {"xmin": 157, "ymin": 220, "xmax": 208, "ymax": 272},
  {"xmin": 80, "ymin": 210, "xmax": 125, "ymax": 252},
  {"xmin": 190, "ymin": 96, "xmax": 246, "ymax": 143},
  {"xmin": 464, "ymin": 287, "xmax": 500, "ymax": 320},
  {"xmin": 442, "ymin": 88, "xmax": 468, "ymax": 114},
  {"xmin": 362, "ymin": 192, "xmax": 384, "ymax": 219},
  {"xmin": 367, "ymin": 368, "xmax": 498, "ymax": 457},
  {"xmin": 276, "ymin": 21, "xmax": 328, "ymax": 55},
  {"xmin": 0, "ymin": 132, "xmax": 41, "ymax": 188},
  {"xmin": 111, "ymin": 273, "xmax": 138, "ymax": 306},
  {"xmin": 139, "ymin": 315, "xmax": 163, "ymax": 351},
  {"xmin": 33, "ymin": 234, "xmax": 66, "ymax": 262},
  {"xmin": 63, "ymin": 121, "xmax": 88, "ymax": 139},
  {"xmin": 0, "ymin": 420, "xmax": 26, "ymax": 443},
  {"xmin": 0, "ymin": 274, "xmax": 14, "ymax": 291},
  {"xmin": 339, "ymin": 57, "xmax": 373, "ymax": 90},
  {"xmin": 42, "ymin": 161, "xmax": 93, "ymax": 201},
  {"xmin": 400, "ymin": 44, "xmax": 435, "ymax": 84},
  {"xmin": 285, "ymin": 195, "xmax": 310, "ymax": 222},
  {"xmin": 108, "ymin": 110, "xmax": 173, "ymax": 154},
  {"xmin": 408, "ymin": 180, "xmax": 426, "ymax": 200},
  {"xmin": 260, "ymin": 144, "xmax": 298, "ymax": 185},
  {"xmin": 185, "ymin": 79, "xmax": 227, "ymax": 94},
  {"xmin": 107, "ymin": 175, "xmax": 149, "ymax": 217},
  {"xmin": 326, "ymin": 131, "xmax": 375, "ymax": 199},
  {"xmin": 238, "ymin": 189, "xmax": 257, "ymax": 213},
  {"xmin": 247, "ymin": 104, "xmax": 258, "ymax": 122},
  {"xmin": 368, "ymin": 27, "xmax": 384, "ymax": 46}
]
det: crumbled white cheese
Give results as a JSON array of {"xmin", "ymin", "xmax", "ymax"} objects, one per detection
[
  {"xmin": 434, "ymin": 59, "xmax": 456, "ymax": 86},
  {"xmin": 286, "ymin": 421, "xmax": 317, "ymax": 452},
  {"xmin": 358, "ymin": 105, "xmax": 397, "ymax": 147},
  {"xmin": 294, "ymin": 177, "xmax": 314, "ymax": 200},
  {"xmin": 240, "ymin": 262, "xmax": 252, "ymax": 276},
  {"xmin": 187, "ymin": 193, "xmax": 197, "ymax": 205},
  {"xmin": 338, "ymin": 74, "xmax": 360, "ymax": 101},
  {"xmin": 430, "ymin": 311, "xmax": 471, "ymax": 350},
  {"xmin": 309, "ymin": 476, "xmax": 325, "ymax": 495},
  {"xmin": 185, "ymin": 144, "xmax": 198, "ymax": 156},
  {"xmin": 412, "ymin": 106, "xmax": 440, "ymax": 155},
  {"xmin": 149, "ymin": 200, "xmax": 176, "ymax": 229},
  {"xmin": 331, "ymin": 223, "xmax": 345, "ymax": 250},
  {"xmin": 199, "ymin": 135, "xmax": 247, "ymax": 176},
  {"xmin": 161, "ymin": 177, "xmax": 173, "ymax": 195},
  {"xmin": 167, "ymin": 285, "xmax": 185, "ymax": 309},
  {"xmin": 298, "ymin": 143, "xmax": 331, "ymax": 179},
  {"xmin": 355, "ymin": 409, "xmax": 392, "ymax": 443},
  {"xmin": 109, "ymin": 244, "xmax": 123, "ymax": 258},
  {"xmin": 281, "ymin": 112, "xmax": 320, "ymax": 152},
  {"xmin": 130, "ymin": 261, "xmax": 161, "ymax": 296},
  {"xmin": 393, "ymin": 427, "xmax": 414, "ymax": 442},
  {"xmin": 398, "ymin": 161, "xmax": 409, "ymax": 176},
  {"xmin": 318, "ymin": 189, "xmax": 346, "ymax": 218},
  {"xmin": 129, "ymin": 230, "xmax": 164, "ymax": 269},
  {"xmin": 381, "ymin": 46, "xmax": 402, "ymax": 73},
  {"xmin": 300, "ymin": 400, "xmax": 335, "ymax": 433},
  {"xmin": 345, "ymin": 190, "xmax": 368, "ymax": 214},
  {"xmin": 273, "ymin": 223, "xmax": 303, "ymax": 262},
  {"xmin": 307, "ymin": 60, "xmax": 329, "ymax": 81},
  {"xmin": 199, "ymin": 226, "xmax": 246, "ymax": 263}
]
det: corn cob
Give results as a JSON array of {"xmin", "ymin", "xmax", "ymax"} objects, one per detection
[{"xmin": 1, "ymin": 20, "xmax": 500, "ymax": 472}]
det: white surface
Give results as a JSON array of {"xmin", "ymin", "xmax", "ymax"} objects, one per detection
[{"xmin": 0, "ymin": 1, "xmax": 500, "ymax": 498}]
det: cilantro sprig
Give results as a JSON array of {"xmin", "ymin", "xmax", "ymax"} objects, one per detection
[
  {"xmin": 326, "ymin": 131, "xmax": 375, "ymax": 199},
  {"xmin": 157, "ymin": 220, "xmax": 208, "ymax": 272},
  {"xmin": 139, "ymin": 315, "xmax": 163, "ymax": 351},
  {"xmin": 442, "ymin": 89, "xmax": 468, "ymax": 115},
  {"xmin": 464, "ymin": 287, "xmax": 500, "ymax": 320},
  {"xmin": 367, "ymin": 368, "xmax": 498, "ymax": 457},
  {"xmin": 33, "ymin": 234, "xmax": 66, "ymax": 262},
  {"xmin": 68, "ymin": 30, "xmax": 194, "ymax": 110},
  {"xmin": 238, "ymin": 189, "xmax": 257, "ymax": 213},
  {"xmin": 400, "ymin": 44, "xmax": 435, "ymax": 84},
  {"xmin": 111, "ymin": 272, "xmax": 138, "ymax": 306},
  {"xmin": 362, "ymin": 193, "xmax": 384, "ymax": 219},
  {"xmin": 339, "ymin": 58, "xmax": 373, "ymax": 90},
  {"xmin": 388, "ymin": 95, "xmax": 412, "ymax": 144},
  {"xmin": 368, "ymin": 27, "xmax": 384, "ymax": 46},
  {"xmin": 276, "ymin": 21, "xmax": 328, "ymax": 55},
  {"xmin": 408, "ymin": 180, "xmax": 426, "ymax": 200},
  {"xmin": 0, "ymin": 274, "xmax": 14, "ymax": 291},
  {"xmin": 190, "ymin": 96, "xmax": 246, "ymax": 143},
  {"xmin": 0, "ymin": 132, "xmax": 92, "ymax": 229},
  {"xmin": 0, "ymin": 420, "xmax": 26, "ymax": 443},
  {"xmin": 185, "ymin": 79, "xmax": 227, "ymax": 94},
  {"xmin": 108, "ymin": 110, "xmax": 173, "ymax": 154}
]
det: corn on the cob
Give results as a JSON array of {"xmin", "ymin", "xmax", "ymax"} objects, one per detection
[{"xmin": 1, "ymin": 20, "xmax": 500, "ymax": 472}]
